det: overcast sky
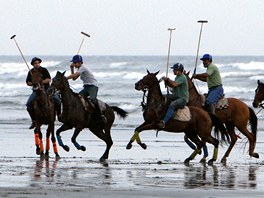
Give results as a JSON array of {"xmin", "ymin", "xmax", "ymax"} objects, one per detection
[{"xmin": 1, "ymin": 0, "xmax": 264, "ymax": 56}]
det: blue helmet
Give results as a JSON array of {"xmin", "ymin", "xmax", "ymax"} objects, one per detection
[
  {"xmin": 200, "ymin": 54, "xmax": 212, "ymax": 61},
  {"xmin": 170, "ymin": 63, "xmax": 184, "ymax": 72},
  {"xmin": 70, "ymin": 55, "xmax": 83, "ymax": 63}
]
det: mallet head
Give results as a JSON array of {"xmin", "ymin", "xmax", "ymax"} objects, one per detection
[
  {"xmin": 198, "ymin": 20, "xmax": 208, "ymax": 23},
  {"xmin": 168, "ymin": 28, "xmax": 176, "ymax": 31},
  {"xmin": 10, "ymin": 35, "xmax": 16, "ymax": 39},
  {"xmin": 81, "ymin": 31, "xmax": 90, "ymax": 37}
]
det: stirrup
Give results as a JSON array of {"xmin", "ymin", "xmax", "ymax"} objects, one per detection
[{"xmin": 157, "ymin": 120, "xmax": 165, "ymax": 129}]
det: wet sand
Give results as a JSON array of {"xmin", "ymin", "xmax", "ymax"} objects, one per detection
[{"xmin": 1, "ymin": 122, "xmax": 264, "ymax": 197}]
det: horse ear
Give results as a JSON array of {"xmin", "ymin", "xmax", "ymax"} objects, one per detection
[
  {"xmin": 62, "ymin": 71, "xmax": 66, "ymax": 76},
  {"xmin": 186, "ymin": 71, "xmax": 190, "ymax": 76},
  {"xmin": 147, "ymin": 69, "xmax": 150, "ymax": 74},
  {"xmin": 154, "ymin": 71, "xmax": 159, "ymax": 76}
]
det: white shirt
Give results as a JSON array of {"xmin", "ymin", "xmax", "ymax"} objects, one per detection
[{"xmin": 78, "ymin": 64, "xmax": 98, "ymax": 87}]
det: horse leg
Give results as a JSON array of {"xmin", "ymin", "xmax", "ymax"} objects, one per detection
[
  {"xmin": 45, "ymin": 128, "xmax": 51, "ymax": 159},
  {"xmin": 71, "ymin": 128, "xmax": 86, "ymax": 151},
  {"xmin": 236, "ymin": 125, "xmax": 259, "ymax": 159},
  {"xmin": 126, "ymin": 122, "xmax": 155, "ymax": 150},
  {"xmin": 221, "ymin": 123, "xmax": 237, "ymax": 164},
  {"xmin": 91, "ymin": 128, "xmax": 113, "ymax": 166},
  {"xmin": 183, "ymin": 132, "xmax": 204, "ymax": 165},
  {"xmin": 56, "ymin": 124, "xmax": 73, "ymax": 152},
  {"xmin": 34, "ymin": 128, "xmax": 41, "ymax": 155},
  {"xmin": 36, "ymin": 125, "xmax": 44, "ymax": 159},
  {"xmin": 200, "ymin": 135, "xmax": 219, "ymax": 166},
  {"xmin": 48, "ymin": 123, "xmax": 60, "ymax": 160}
]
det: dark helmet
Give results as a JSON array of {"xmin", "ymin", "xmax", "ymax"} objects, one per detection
[
  {"xmin": 170, "ymin": 63, "xmax": 184, "ymax": 72},
  {"xmin": 31, "ymin": 57, "xmax": 42, "ymax": 65},
  {"xmin": 200, "ymin": 54, "xmax": 212, "ymax": 61},
  {"xmin": 70, "ymin": 55, "xmax": 83, "ymax": 63}
]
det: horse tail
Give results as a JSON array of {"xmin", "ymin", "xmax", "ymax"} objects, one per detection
[
  {"xmin": 248, "ymin": 107, "xmax": 258, "ymax": 142},
  {"xmin": 209, "ymin": 114, "xmax": 230, "ymax": 144},
  {"xmin": 111, "ymin": 106, "xmax": 128, "ymax": 119}
]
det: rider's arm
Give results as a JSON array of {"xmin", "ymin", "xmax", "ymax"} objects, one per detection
[
  {"xmin": 67, "ymin": 72, "xmax": 80, "ymax": 81},
  {"xmin": 163, "ymin": 77, "xmax": 178, "ymax": 88},
  {"xmin": 193, "ymin": 73, "xmax": 209, "ymax": 82}
]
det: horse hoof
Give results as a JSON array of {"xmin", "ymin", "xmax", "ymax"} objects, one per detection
[
  {"xmin": 208, "ymin": 159, "xmax": 214, "ymax": 166},
  {"xmin": 252, "ymin": 153, "xmax": 259, "ymax": 159},
  {"xmin": 63, "ymin": 145, "xmax": 70, "ymax": 152},
  {"xmin": 140, "ymin": 143, "xmax": 147, "ymax": 150},
  {"xmin": 80, "ymin": 146, "xmax": 86, "ymax": 151},
  {"xmin": 36, "ymin": 147, "xmax": 41, "ymax": 155},
  {"xmin": 55, "ymin": 154, "xmax": 61, "ymax": 161},
  {"xmin": 199, "ymin": 157, "xmax": 207, "ymax": 164},
  {"xmin": 221, "ymin": 157, "xmax": 227, "ymax": 164},
  {"xmin": 40, "ymin": 153, "xmax": 45, "ymax": 160},
  {"xmin": 184, "ymin": 158, "xmax": 190, "ymax": 166},
  {"xmin": 100, "ymin": 158, "xmax": 109, "ymax": 167},
  {"xmin": 126, "ymin": 143, "xmax": 132, "ymax": 150},
  {"xmin": 45, "ymin": 153, "xmax": 50, "ymax": 159}
]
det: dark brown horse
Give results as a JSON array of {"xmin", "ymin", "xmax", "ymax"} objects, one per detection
[
  {"xmin": 126, "ymin": 70, "xmax": 229, "ymax": 165},
  {"xmin": 253, "ymin": 80, "xmax": 264, "ymax": 108},
  {"xmin": 50, "ymin": 71, "xmax": 128, "ymax": 165},
  {"xmin": 185, "ymin": 72, "xmax": 259, "ymax": 163},
  {"xmin": 31, "ymin": 69, "xmax": 60, "ymax": 159}
]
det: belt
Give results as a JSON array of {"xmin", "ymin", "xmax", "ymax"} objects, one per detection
[{"xmin": 209, "ymin": 84, "xmax": 222, "ymax": 90}]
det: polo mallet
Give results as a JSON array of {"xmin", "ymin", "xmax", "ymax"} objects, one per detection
[
  {"xmin": 10, "ymin": 35, "xmax": 32, "ymax": 74},
  {"xmin": 165, "ymin": 28, "xmax": 176, "ymax": 96},
  {"xmin": 77, "ymin": 31, "xmax": 90, "ymax": 54},
  {"xmin": 193, "ymin": 20, "xmax": 208, "ymax": 76},
  {"xmin": 165, "ymin": 28, "xmax": 176, "ymax": 78}
]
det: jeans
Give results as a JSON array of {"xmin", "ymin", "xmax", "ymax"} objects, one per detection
[
  {"xmin": 26, "ymin": 91, "xmax": 61, "ymax": 107},
  {"xmin": 206, "ymin": 85, "xmax": 224, "ymax": 105},
  {"xmin": 79, "ymin": 85, "xmax": 98, "ymax": 99}
]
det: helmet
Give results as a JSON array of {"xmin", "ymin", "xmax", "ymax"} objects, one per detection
[
  {"xmin": 31, "ymin": 57, "xmax": 42, "ymax": 65},
  {"xmin": 200, "ymin": 54, "xmax": 212, "ymax": 61},
  {"xmin": 170, "ymin": 63, "xmax": 184, "ymax": 72},
  {"xmin": 70, "ymin": 55, "xmax": 83, "ymax": 63}
]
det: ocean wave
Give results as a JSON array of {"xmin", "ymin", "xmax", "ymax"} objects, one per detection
[{"xmin": 109, "ymin": 62, "xmax": 129, "ymax": 68}]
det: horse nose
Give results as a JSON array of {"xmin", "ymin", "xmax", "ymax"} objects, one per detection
[{"xmin": 252, "ymin": 101, "xmax": 258, "ymax": 108}]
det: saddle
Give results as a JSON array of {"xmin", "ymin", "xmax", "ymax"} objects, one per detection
[
  {"xmin": 173, "ymin": 106, "xmax": 191, "ymax": 121},
  {"xmin": 78, "ymin": 95, "xmax": 106, "ymax": 112}
]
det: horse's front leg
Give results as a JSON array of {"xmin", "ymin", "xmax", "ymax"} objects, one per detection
[
  {"xmin": 71, "ymin": 127, "xmax": 86, "ymax": 151},
  {"xmin": 56, "ymin": 124, "xmax": 73, "ymax": 152},
  {"xmin": 47, "ymin": 123, "xmax": 60, "ymax": 160},
  {"xmin": 34, "ymin": 124, "xmax": 44, "ymax": 158},
  {"xmin": 126, "ymin": 122, "xmax": 156, "ymax": 150}
]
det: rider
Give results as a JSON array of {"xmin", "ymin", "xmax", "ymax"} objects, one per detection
[
  {"xmin": 157, "ymin": 63, "xmax": 189, "ymax": 129},
  {"xmin": 66, "ymin": 55, "xmax": 107, "ymax": 124},
  {"xmin": 26, "ymin": 57, "xmax": 61, "ymax": 129},
  {"xmin": 192, "ymin": 54, "xmax": 224, "ymax": 115}
]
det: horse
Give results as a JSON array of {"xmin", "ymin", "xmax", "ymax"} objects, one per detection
[
  {"xmin": 253, "ymin": 80, "xmax": 264, "ymax": 108},
  {"xmin": 126, "ymin": 70, "xmax": 229, "ymax": 165},
  {"xmin": 30, "ymin": 69, "xmax": 60, "ymax": 160},
  {"xmin": 50, "ymin": 71, "xmax": 128, "ymax": 165},
  {"xmin": 185, "ymin": 72, "xmax": 259, "ymax": 163}
]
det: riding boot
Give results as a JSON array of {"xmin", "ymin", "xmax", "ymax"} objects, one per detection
[
  {"xmin": 27, "ymin": 107, "xmax": 36, "ymax": 129},
  {"xmin": 157, "ymin": 107, "xmax": 174, "ymax": 129},
  {"xmin": 92, "ymin": 99, "xmax": 107, "ymax": 124},
  {"xmin": 207, "ymin": 103, "xmax": 216, "ymax": 115}
]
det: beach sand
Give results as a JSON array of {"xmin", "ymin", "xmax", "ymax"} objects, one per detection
[{"xmin": 0, "ymin": 122, "xmax": 264, "ymax": 197}]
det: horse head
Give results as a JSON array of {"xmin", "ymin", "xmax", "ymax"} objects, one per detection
[
  {"xmin": 31, "ymin": 69, "xmax": 44, "ymax": 91},
  {"xmin": 51, "ymin": 71, "xmax": 69, "ymax": 91},
  {"xmin": 135, "ymin": 70, "xmax": 159, "ymax": 91},
  {"xmin": 253, "ymin": 80, "xmax": 264, "ymax": 108}
]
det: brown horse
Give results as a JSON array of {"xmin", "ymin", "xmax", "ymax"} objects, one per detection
[
  {"xmin": 253, "ymin": 80, "xmax": 264, "ymax": 108},
  {"xmin": 126, "ymin": 70, "xmax": 229, "ymax": 165},
  {"xmin": 31, "ymin": 69, "xmax": 60, "ymax": 160},
  {"xmin": 185, "ymin": 72, "xmax": 259, "ymax": 163},
  {"xmin": 50, "ymin": 71, "xmax": 128, "ymax": 166}
]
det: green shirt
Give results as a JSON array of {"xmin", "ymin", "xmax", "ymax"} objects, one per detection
[
  {"xmin": 206, "ymin": 63, "xmax": 222, "ymax": 88},
  {"xmin": 172, "ymin": 74, "xmax": 189, "ymax": 103}
]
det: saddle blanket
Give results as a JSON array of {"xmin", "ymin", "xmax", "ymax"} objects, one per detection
[
  {"xmin": 201, "ymin": 94, "xmax": 229, "ymax": 110},
  {"xmin": 216, "ymin": 97, "xmax": 228, "ymax": 110},
  {"xmin": 79, "ymin": 95, "xmax": 106, "ymax": 111},
  {"xmin": 173, "ymin": 106, "xmax": 191, "ymax": 121}
]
